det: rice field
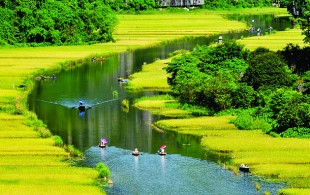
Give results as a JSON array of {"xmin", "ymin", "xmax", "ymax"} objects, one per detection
[
  {"xmin": 126, "ymin": 58, "xmax": 171, "ymax": 91},
  {"xmin": 152, "ymin": 116, "xmax": 310, "ymax": 193},
  {"xmin": 238, "ymin": 28, "xmax": 308, "ymax": 51}
]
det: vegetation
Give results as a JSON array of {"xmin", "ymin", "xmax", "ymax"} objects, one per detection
[
  {"xmin": 0, "ymin": 0, "xmax": 117, "ymax": 46},
  {"xmin": 165, "ymin": 40, "xmax": 310, "ymax": 136}
]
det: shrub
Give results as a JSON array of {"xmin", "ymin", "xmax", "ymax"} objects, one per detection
[
  {"xmin": 36, "ymin": 126, "xmax": 52, "ymax": 138},
  {"xmin": 96, "ymin": 162, "xmax": 110, "ymax": 178},
  {"xmin": 54, "ymin": 136, "xmax": 64, "ymax": 147},
  {"xmin": 65, "ymin": 145, "xmax": 83, "ymax": 158},
  {"xmin": 280, "ymin": 127, "xmax": 310, "ymax": 138}
]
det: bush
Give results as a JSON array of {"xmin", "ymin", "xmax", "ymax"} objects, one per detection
[
  {"xmin": 54, "ymin": 136, "xmax": 64, "ymax": 147},
  {"xmin": 280, "ymin": 127, "xmax": 310, "ymax": 138},
  {"xmin": 231, "ymin": 111, "xmax": 272, "ymax": 131},
  {"xmin": 36, "ymin": 126, "xmax": 52, "ymax": 138},
  {"xmin": 65, "ymin": 145, "xmax": 83, "ymax": 158},
  {"xmin": 96, "ymin": 162, "xmax": 110, "ymax": 178}
]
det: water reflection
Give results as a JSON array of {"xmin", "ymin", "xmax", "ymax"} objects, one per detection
[{"xmin": 83, "ymin": 146, "xmax": 285, "ymax": 195}]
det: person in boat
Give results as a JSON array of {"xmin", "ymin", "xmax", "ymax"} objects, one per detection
[
  {"xmin": 78, "ymin": 102, "xmax": 86, "ymax": 112},
  {"xmin": 100, "ymin": 141, "xmax": 106, "ymax": 147},
  {"xmin": 158, "ymin": 148, "xmax": 165, "ymax": 154},
  {"xmin": 133, "ymin": 147, "xmax": 139, "ymax": 155}
]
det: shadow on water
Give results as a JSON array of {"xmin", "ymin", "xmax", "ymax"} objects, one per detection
[{"xmin": 28, "ymin": 14, "xmax": 291, "ymax": 194}]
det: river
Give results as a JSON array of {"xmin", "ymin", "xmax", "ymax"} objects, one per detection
[{"xmin": 28, "ymin": 14, "xmax": 291, "ymax": 194}]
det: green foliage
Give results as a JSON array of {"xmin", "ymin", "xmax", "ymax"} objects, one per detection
[
  {"xmin": 0, "ymin": 0, "xmax": 117, "ymax": 46},
  {"xmin": 280, "ymin": 127, "xmax": 310, "ymax": 138},
  {"xmin": 166, "ymin": 42, "xmax": 309, "ymax": 135},
  {"xmin": 181, "ymin": 103, "xmax": 212, "ymax": 116},
  {"xmin": 242, "ymin": 50, "xmax": 297, "ymax": 90},
  {"xmin": 232, "ymin": 83, "xmax": 256, "ymax": 108},
  {"xmin": 54, "ymin": 136, "xmax": 64, "ymax": 147},
  {"xmin": 231, "ymin": 110, "xmax": 272, "ymax": 131},
  {"xmin": 166, "ymin": 41, "xmax": 249, "ymax": 112},
  {"xmin": 96, "ymin": 162, "xmax": 110, "ymax": 178},
  {"xmin": 65, "ymin": 145, "xmax": 83, "ymax": 158},
  {"xmin": 279, "ymin": 44, "xmax": 310, "ymax": 74},
  {"xmin": 203, "ymin": 0, "xmax": 273, "ymax": 9},
  {"xmin": 303, "ymin": 71, "xmax": 310, "ymax": 94}
]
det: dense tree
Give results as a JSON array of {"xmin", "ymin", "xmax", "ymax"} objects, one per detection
[
  {"xmin": 303, "ymin": 70, "xmax": 310, "ymax": 94},
  {"xmin": 242, "ymin": 51, "xmax": 297, "ymax": 90},
  {"xmin": 166, "ymin": 41, "xmax": 248, "ymax": 111},
  {"xmin": 279, "ymin": 43, "xmax": 310, "ymax": 73},
  {"xmin": 0, "ymin": 0, "xmax": 117, "ymax": 46}
]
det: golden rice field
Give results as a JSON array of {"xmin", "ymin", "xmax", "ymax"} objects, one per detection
[
  {"xmin": 238, "ymin": 28, "xmax": 307, "ymax": 51},
  {"xmin": 126, "ymin": 58, "xmax": 171, "ymax": 91},
  {"xmin": 0, "ymin": 9, "xmax": 262, "ymax": 194},
  {"xmin": 152, "ymin": 116, "xmax": 310, "ymax": 194}
]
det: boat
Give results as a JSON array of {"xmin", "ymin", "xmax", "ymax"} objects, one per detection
[
  {"xmin": 157, "ymin": 152, "xmax": 167, "ymax": 156},
  {"xmin": 99, "ymin": 138, "xmax": 108, "ymax": 148},
  {"xmin": 239, "ymin": 164, "xmax": 250, "ymax": 172},
  {"xmin": 132, "ymin": 152, "xmax": 140, "ymax": 156},
  {"xmin": 98, "ymin": 144, "xmax": 106, "ymax": 148}
]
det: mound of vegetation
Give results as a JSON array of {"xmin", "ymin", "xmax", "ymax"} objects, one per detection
[
  {"xmin": 0, "ymin": 0, "xmax": 117, "ymax": 46},
  {"xmin": 165, "ymin": 41, "xmax": 310, "ymax": 137}
]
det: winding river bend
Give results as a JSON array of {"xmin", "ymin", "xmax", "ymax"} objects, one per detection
[{"xmin": 29, "ymin": 15, "xmax": 291, "ymax": 194}]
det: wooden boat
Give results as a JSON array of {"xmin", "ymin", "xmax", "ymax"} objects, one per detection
[
  {"xmin": 98, "ymin": 144, "xmax": 106, "ymax": 148},
  {"xmin": 239, "ymin": 164, "xmax": 250, "ymax": 172},
  {"xmin": 158, "ymin": 152, "xmax": 167, "ymax": 156}
]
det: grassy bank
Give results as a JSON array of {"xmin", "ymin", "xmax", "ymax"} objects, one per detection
[
  {"xmin": 0, "ymin": 9, "xmax": 261, "ymax": 194},
  {"xmin": 130, "ymin": 28, "xmax": 310, "ymax": 194}
]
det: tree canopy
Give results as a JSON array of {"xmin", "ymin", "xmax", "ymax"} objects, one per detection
[
  {"xmin": 0, "ymin": 0, "xmax": 117, "ymax": 46},
  {"xmin": 166, "ymin": 41, "xmax": 310, "ymax": 137}
]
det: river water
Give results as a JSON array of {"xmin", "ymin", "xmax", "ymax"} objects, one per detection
[{"xmin": 28, "ymin": 15, "xmax": 291, "ymax": 194}]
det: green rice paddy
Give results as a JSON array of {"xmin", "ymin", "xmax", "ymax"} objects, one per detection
[{"xmin": 1, "ymin": 7, "xmax": 307, "ymax": 194}]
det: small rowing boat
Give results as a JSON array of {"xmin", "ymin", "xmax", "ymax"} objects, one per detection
[{"xmin": 239, "ymin": 164, "xmax": 250, "ymax": 172}]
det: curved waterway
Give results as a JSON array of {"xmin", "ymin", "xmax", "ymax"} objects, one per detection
[{"xmin": 29, "ymin": 15, "xmax": 291, "ymax": 194}]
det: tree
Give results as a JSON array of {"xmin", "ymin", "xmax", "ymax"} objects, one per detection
[
  {"xmin": 287, "ymin": 0, "xmax": 310, "ymax": 43},
  {"xmin": 242, "ymin": 51, "xmax": 297, "ymax": 90},
  {"xmin": 0, "ymin": 7, "xmax": 16, "ymax": 45},
  {"xmin": 303, "ymin": 70, "xmax": 310, "ymax": 94},
  {"xmin": 279, "ymin": 43, "xmax": 310, "ymax": 74}
]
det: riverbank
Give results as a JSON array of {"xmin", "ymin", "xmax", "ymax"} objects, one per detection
[
  {"xmin": 130, "ymin": 28, "xmax": 310, "ymax": 194},
  {"xmin": 0, "ymin": 8, "xmax": 262, "ymax": 194}
]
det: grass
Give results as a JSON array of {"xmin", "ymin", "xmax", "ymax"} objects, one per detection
[
  {"xmin": 126, "ymin": 58, "xmax": 171, "ymax": 91},
  {"xmin": 0, "ymin": 9, "xmax": 257, "ymax": 194},
  {"xmin": 238, "ymin": 28, "xmax": 307, "ymax": 51}
]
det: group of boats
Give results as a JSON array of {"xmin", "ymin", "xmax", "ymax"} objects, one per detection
[{"xmin": 98, "ymin": 138, "xmax": 167, "ymax": 156}]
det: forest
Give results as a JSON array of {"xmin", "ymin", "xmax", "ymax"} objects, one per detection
[
  {"xmin": 1, "ymin": 0, "xmax": 305, "ymax": 46},
  {"xmin": 165, "ymin": 41, "xmax": 310, "ymax": 138},
  {"xmin": 0, "ymin": 0, "xmax": 117, "ymax": 46}
]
